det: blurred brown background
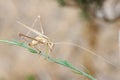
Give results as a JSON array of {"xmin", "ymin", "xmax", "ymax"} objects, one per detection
[{"xmin": 0, "ymin": 0, "xmax": 119, "ymax": 80}]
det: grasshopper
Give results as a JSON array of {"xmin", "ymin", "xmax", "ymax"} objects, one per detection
[{"xmin": 17, "ymin": 16, "xmax": 54, "ymax": 54}]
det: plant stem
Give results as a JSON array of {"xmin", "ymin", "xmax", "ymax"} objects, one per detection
[{"xmin": 0, "ymin": 40, "xmax": 96, "ymax": 80}]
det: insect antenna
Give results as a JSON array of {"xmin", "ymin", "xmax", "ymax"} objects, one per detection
[{"xmin": 54, "ymin": 41, "xmax": 120, "ymax": 69}]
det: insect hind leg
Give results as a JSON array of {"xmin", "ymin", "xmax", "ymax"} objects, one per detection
[{"xmin": 26, "ymin": 15, "xmax": 44, "ymax": 36}]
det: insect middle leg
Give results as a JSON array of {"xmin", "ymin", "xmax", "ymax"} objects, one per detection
[{"xmin": 44, "ymin": 45, "xmax": 50, "ymax": 59}]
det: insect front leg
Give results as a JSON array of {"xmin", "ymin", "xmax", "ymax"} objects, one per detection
[{"xmin": 45, "ymin": 44, "xmax": 50, "ymax": 59}]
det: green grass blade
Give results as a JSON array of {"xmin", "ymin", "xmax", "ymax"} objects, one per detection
[
  {"xmin": 0, "ymin": 40, "xmax": 96, "ymax": 80},
  {"xmin": 0, "ymin": 40, "xmax": 37, "ymax": 53}
]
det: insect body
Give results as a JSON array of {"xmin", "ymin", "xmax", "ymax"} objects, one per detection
[{"xmin": 29, "ymin": 35, "xmax": 53, "ymax": 52}]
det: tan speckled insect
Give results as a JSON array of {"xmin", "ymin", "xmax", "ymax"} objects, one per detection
[{"xmin": 17, "ymin": 16, "xmax": 54, "ymax": 54}]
